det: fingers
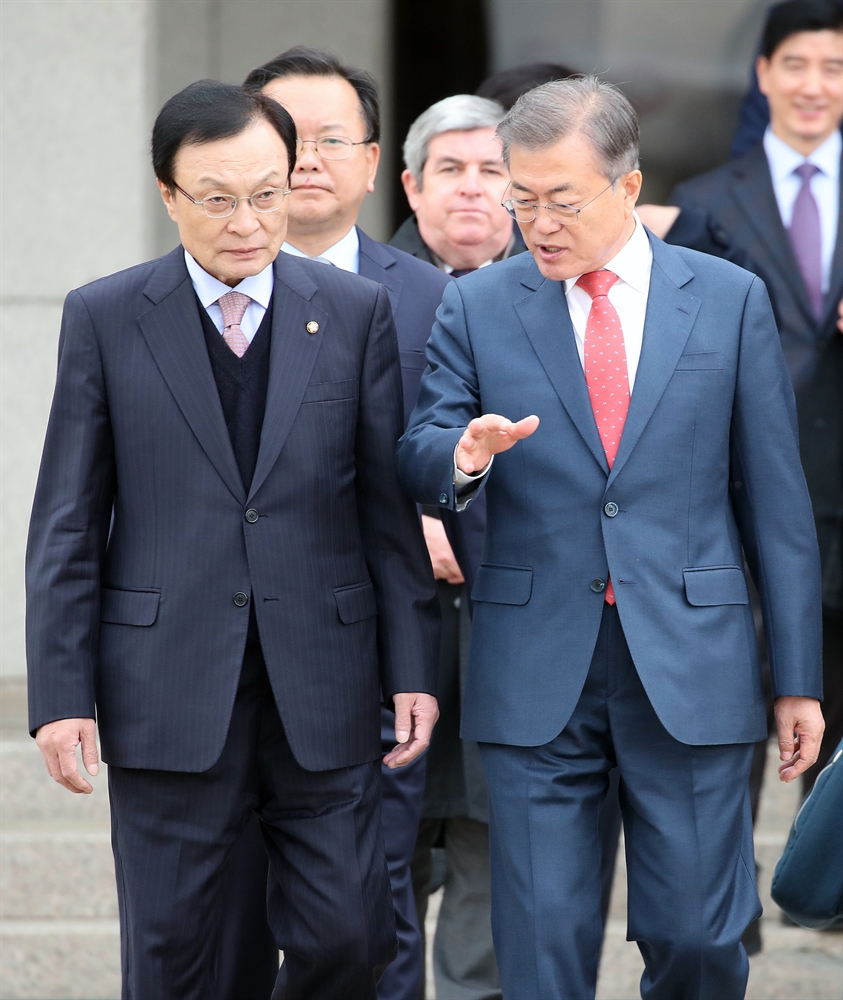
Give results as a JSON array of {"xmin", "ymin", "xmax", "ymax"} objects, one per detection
[
  {"xmin": 383, "ymin": 693, "xmax": 439, "ymax": 769},
  {"xmin": 35, "ymin": 719, "xmax": 97, "ymax": 794},
  {"xmin": 393, "ymin": 695, "xmax": 413, "ymax": 745},
  {"xmin": 774, "ymin": 696, "xmax": 825, "ymax": 783},
  {"xmin": 456, "ymin": 413, "xmax": 540, "ymax": 474}
]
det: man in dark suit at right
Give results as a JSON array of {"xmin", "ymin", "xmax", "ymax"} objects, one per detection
[{"xmin": 672, "ymin": 0, "xmax": 843, "ymax": 795}]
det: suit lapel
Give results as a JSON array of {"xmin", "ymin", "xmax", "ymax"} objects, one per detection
[
  {"xmin": 358, "ymin": 228, "xmax": 404, "ymax": 316},
  {"xmin": 514, "ymin": 271, "xmax": 609, "ymax": 475},
  {"xmin": 728, "ymin": 148, "xmax": 816, "ymax": 323},
  {"xmin": 248, "ymin": 256, "xmax": 325, "ymax": 501},
  {"xmin": 138, "ymin": 250, "xmax": 245, "ymax": 504},
  {"xmin": 608, "ymin": 240, "xmax": 700, "ymax": 487},
  {"xmin": 822, "ymin": 149, "xmax": 843, "ymax": 328}
]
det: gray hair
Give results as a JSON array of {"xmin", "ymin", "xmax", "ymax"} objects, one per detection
[
  {"xmin": 496, "ymin": 75, "xmax": 639, "ymax": 181},
  {"xmin": 402, "ymin": 94, "xmax": 505, "ymax": 184}
]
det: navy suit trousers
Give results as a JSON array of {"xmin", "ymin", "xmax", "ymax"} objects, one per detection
[
  {"xmin": 108, "ymin": 646, "xmax": 395, "ymax": 1000},
  {"xmin": 479, "ymin": 605, "xmax": 760, "ymax": 1000}
]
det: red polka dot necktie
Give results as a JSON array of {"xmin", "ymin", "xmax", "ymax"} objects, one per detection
[
  {"xmin": 576, "ymin": 269, "xmax": 630, "ymax": 604},
  {"xmin": 218, "ymin": 290, "xmax": 251, "ymax": 358}
]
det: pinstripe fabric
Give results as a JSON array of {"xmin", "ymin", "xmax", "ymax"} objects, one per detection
[{"xmin": 26, "ymin": 247, "xmax": 439, "ymax": 773}]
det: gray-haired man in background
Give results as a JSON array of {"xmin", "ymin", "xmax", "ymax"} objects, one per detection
[{"xmin": 391, "ymin": 94, "xmax": 520, "ymax": 1000}]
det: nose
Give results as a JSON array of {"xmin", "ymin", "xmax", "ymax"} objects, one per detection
[
  {"xmin": 532, "ymin": 206, "xmax": 564, "ymax": 236},
  {"xmin": 295, "ymin": 142, "xmax": 323, "ymax": 171},
  {"xmin": 457, "ymin": 165, "xmax": 483, "ymax": 196},
  {"xmin": 226, "ymin": 199, "xmax": 261, "ymax": 235}
]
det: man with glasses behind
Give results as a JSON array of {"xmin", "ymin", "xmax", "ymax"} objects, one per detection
[
  {"xmin": 26, "ymin": 80, "xmax": 439, "ymax": 1000},
  {"xmin": 398, "ymin": 76, "xmax": 825, "ymax": 1000}
]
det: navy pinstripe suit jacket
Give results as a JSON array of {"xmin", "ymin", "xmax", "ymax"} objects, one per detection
[{"xmin": 26, "ymin": 247, "xmax": 439, "ymax": 773}]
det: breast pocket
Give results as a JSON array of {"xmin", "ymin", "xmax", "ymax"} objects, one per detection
[
  {"xmin": 675, "ymin": 351, "xmax": 725, "ymax": 371},
  {"xmin": 301, "ymin": 379, "xmax": 356, "ymax": 403}
]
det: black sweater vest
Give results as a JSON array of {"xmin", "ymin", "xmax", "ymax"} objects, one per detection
[
  {"xmin": 198, "ymin": 296, "xmax": 273, "ymax": 646},
  {"xmin": 198, "ymin": 295, "xmax": 273, "ymax": 492}
]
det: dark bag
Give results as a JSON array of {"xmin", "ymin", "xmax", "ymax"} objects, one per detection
[{"xmin": 771, "ymin": 738, "xmax": 843, "ymax": 929}]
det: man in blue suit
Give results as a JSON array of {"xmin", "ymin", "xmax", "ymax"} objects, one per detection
[
  {"xmin": 27, "ymin": 81, "xmax": 439, "ymax": 999},
  {"xmin": 397, "ymin": 76, "xmax": 825, "ymax": 1000},
  {"xmin": 207, "ymin": 49, "xmax": 451, "ymax": 1000}
]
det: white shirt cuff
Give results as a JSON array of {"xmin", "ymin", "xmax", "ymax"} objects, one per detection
[{"xmin": 453, "ymin": 445, "xmax": 492, "ymax": 486}]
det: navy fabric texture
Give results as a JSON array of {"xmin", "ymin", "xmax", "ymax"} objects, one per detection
[
  {"xmin": 397, "ymin": 234, "xmax": 823, "ymax": 750},
  {"xmin": 25, "ymin": 247, "xmax": 440, "ymax": 773}
]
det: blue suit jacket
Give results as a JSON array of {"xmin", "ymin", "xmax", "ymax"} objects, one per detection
[
  {"xmin": 26, "ymin": 247, "xmax": 439, "ymax": 772},
  {"xmin": 397, "ymin": 237, "xmax": 823, "ymax": 748}
]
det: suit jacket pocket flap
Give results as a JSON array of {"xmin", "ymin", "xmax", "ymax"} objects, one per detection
[
  {"xmin": 101, "ymin": 588, "xmax": 160, "ymax": 626},
  {"xmin": 302, "ymin": 379, "xmax": 355, "ymax": 403},
  {"xmin": 675, "ymin": 351, "xmax": 724, "ymax": 370},
  {"xmin": 471, "ymin": 564, "xmax": 533, "ymax": 605},
  {"xmin": 399, "ymin": 350, "xmax": 427, "ymax": 372},
  {"xmin": 334, "ymin": 581, "xmax": 378, "ymax": 624},
  {"xmin": 683, "ymin": 566, "xmax": 748, "ymax": 606}
]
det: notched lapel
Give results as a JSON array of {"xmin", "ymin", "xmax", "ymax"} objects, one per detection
[
  {"xmin": 514, "ymin": 276, "xmax": 608, "ymax": 474},
  {"xmin": 138, "ymin": 259, "xmax": 245, "ymax": 504},
  {"xmin": 248, "ymin": 275, "xmax": 326, "ymax": 501},
  {"xmin": 608, "ymin": 256, "xmax": 700, "ymax": 486}
]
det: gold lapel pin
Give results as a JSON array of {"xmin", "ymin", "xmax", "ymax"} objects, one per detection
[{"xmin": 306, "ymin": 321, "xmax": 319, "ymax": 335}]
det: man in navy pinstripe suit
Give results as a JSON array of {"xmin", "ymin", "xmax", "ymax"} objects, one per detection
[{"xmin": 25, "ymin": 81, "xmax": 439, "ymax": 1000}]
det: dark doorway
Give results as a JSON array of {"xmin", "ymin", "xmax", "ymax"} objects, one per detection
[{"xmin": 390, "ymin": 0, "xmax": 489, "ymax": 235}]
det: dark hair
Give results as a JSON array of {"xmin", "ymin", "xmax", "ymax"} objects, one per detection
[
  {"xmin": 151, "ymin": 80, "xmax": 298, "ymax": 188},
  {"xmin": 477, "ymin": 62, "xmax": 579, "ymax": 111},
  {"xmin": 761, "ymin": 0, "xmax": 843, "ymax": 59},
  {"xmin": 243, "ymin": 45, "xmax": 380, "ymax": 143}
]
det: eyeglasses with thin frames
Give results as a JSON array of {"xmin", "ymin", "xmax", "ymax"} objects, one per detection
[
  {"xmin": 501, "ymin": 179, "xmax": 617, "ymax": 225},
  {"xmin": 296, "ymin": 136, "xmax": 372, "ymax": 161},
  {"xmin": 174, "ymin": 183, "xmax": 292, "ymax": 218}
]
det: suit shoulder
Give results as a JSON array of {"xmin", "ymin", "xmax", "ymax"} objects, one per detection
[
  {"xmin": 672, "ymin": 146, "xmax": 763, "ymax": 207},
  {"xmin": 72, "ymin": 253, "xmax": 174, "ymax": 305},
  {"xmin": 380, "ymin": 243, "xmax": 452, "ymax": 293},
  {"xmin": 279, "ymin": 251, "xmax": 383, "ymax": 303},
  {"xmin": 666, "ymin": 241, "xmax": 759, "ymax": 292}
]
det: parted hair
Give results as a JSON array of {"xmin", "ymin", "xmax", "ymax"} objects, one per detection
[
  {"xmin": 402, "ymin": 94, "xmax": 505, "ymax": 185},
  {"xmin": 152, "ymin": 80, "xmax": 298, "ymax": 188},
  {"xmin": 496, "ymin": 75, "xmax": 639, "ymax": 181},
  {"xmin": 243, "ymin": 46, "xmax": 381, "ymax": 144},
  {"xmin": 761, "ymin": 0, "xmax": 843, "ymax": 59}
]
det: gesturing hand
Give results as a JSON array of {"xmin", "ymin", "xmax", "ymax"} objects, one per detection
[
  {"xmin": 35, "ymin": 717, "xmax": 99, "ymax": 793},
  {"xmin": 455, "ymin": 414, "xmax": 540, "ymax": 475},
  {"xmin": 383, "ymin": 693, "xmax": 439, "ymax": 769},
  {"xmin": 774, "ymin": 696, "xmax": 825, "ymax": 783}
]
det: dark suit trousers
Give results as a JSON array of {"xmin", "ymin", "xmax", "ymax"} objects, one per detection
[
  {"xmin": 108, "ymin": 646, "xmax": 395, "ymax": 1000},
  {"xmin": 479, "ymin": 604, "xmax": 760, "ymax": 1000},
  {"xmin": 214, "ymin": 707, "xmax": 426, "ymax": 1000}
]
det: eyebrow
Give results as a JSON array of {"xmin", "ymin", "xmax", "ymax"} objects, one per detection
[
  {"xmin": 194, "ymin": 171, "xmax": 282, "ymax": 189},
  {"xmin": 510, "ymin": 181, "xmax": 575, "ymax": 196}
]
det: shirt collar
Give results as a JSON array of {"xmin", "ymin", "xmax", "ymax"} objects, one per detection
[
  {"xmin": 764, "ymin": 125, "xmax": 842, "ymax": 183},
  {"xmin": 281, "ymin": 226, "xmax": 360, "ymax": 274},
  {"xmin": 563, "ymin": 213, "xmax": 652, "ymax": 297},
  {"xmin": 430, "ymin": 230, "xmax": 517, "ymax": 274},
  {"xmin": 183, "ymin": 250, "xmax": 275, "ymax": 309}
]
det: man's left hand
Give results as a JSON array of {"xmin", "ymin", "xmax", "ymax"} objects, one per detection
[
  {"xmin": 383, "ymin": 692, "xmax": 439, "ymax": 769},
  {"xmin": 775, "ymin": 696, "xmax": 825, "ymax": 782}
]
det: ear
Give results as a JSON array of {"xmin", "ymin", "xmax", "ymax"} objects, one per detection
[
  {"xmin": 158, "ymin": 180, "xmax": 178, "ymax": 222},
  {"xmin": 401, "ymin": 168, "xmax": 422, "ymax": 212},
  {"xmin": 366, "ymin": 142, "xmax": 381, "ymax": 194},
  {"xmin": 623, "ymin": 169, "xmax": 643, "ymax": 211},
  {"xmin": 756, "ymin": 55, "xmax": 770, "ymax": 97}
]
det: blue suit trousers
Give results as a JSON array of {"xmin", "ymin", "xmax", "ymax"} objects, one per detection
[{"xmin": 479, "ymin": 605, "xmax": 760, "ymax": 1000}]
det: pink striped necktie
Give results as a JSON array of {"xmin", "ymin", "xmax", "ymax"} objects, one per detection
[
  {"xmin": 576, "ymin": 268, "xmax": 630, "ymax": 605},
  {"xmin": 218, "ymin": 291, "xmax": 251, "ymax": 358}
]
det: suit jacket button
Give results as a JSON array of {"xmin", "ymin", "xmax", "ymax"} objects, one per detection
[
  {"xmin": 604, "ymin": 502, "xmax": 619, "ymax": 517},
  {"xmin": 439, "ymin": 492, "xmax": 449, "ymax": 504},
  {"xmin": 590, "ymin": 578, "xmax": 606, "ymax": 593},
  {"xmin": 234, "ymin": 592, "xmax": 249, "ymax": 607},
  {"xmin": 245, "ymin": 508, "xmax": 259, "ymax": 523}
]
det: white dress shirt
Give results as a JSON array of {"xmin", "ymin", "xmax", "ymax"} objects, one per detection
[
  {"xmin": 454, "ymin": 214, "xmax": 653, "ymax": 494},
  {"xmin": 282, "ymin": 226, "xmax": 360, "ymax": 274},
  {"xmin": 184, "ymin": 251, "xmax": 274, "ymax": 343},
  {"xmin": 763, "ymin": 126, "xmax": 840, "ymax": 294}
]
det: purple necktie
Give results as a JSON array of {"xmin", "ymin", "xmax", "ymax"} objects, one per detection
[{"xmin": 788, "ymin": 163, "xmax": 823, "ymax": 320}]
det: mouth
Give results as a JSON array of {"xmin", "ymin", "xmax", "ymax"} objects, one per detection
[
  {"xmin": 536, "ymin": 243, "xmax": 568, "ymax": 259},
  {"xmin": 225, "ymin": 247, "xmax": 266, "ymax": 259},
  {"xmin": 293, "ymin": 181, "xmax": 331, "ymax": 192}
]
